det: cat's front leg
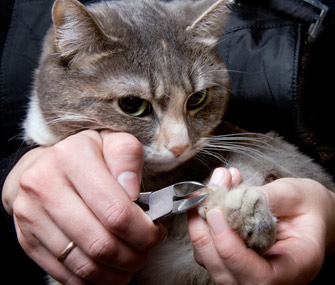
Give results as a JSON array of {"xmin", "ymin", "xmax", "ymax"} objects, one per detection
[{"xmin": 199, "ymin": 185, "xmax": 276, "ymax": 254}]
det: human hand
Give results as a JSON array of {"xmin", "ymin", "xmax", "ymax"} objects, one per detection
[
  {"xmin": 188, "ymin": 168, "xmax": 335, "ymax": 284},
  {"xmin": 2, "ymin": 130, "xmax": 166, "ymax": 284}
]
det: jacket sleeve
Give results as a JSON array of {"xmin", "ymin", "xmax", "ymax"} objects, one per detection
[
  {"xmin": 0, "ymin": 146, "xmax": 47, "ymax": 284},
  {"xmin": 0, "ymin": 1, "xmax": 52, "ymax": 283},
  {"xmin": 219, "ymin": 1, "xmax": 335, "ymax": 178}
]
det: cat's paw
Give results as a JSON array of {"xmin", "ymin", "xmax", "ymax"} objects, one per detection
[
  {"xmin": 199, "ymin": 185, "xmax": 276, "ymax": 254},
  {"xmin": 224, "ymin": 186, "xmax": 276, "ymax": 254},
  {"xmin": 198, "ymin": 185, "xmax": 228, "ymax": 219}
]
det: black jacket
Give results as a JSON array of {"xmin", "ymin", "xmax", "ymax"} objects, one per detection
[{"xmin": 1, "ymin": 0, "xmax": 334, "ymax": 283}]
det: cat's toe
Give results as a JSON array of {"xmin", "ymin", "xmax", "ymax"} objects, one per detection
[
  {"xmin": 197, "ymin": 185, "xmax": 228, "ymax": 219},
  {"xmin": 223, "ymin": 187, "xmax": 276, "ymax": 254}
]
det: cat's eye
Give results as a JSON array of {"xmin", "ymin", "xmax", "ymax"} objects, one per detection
[
  {"xmin": 187, "ymin": 89, "xmax": 208, "ymax": 110},
  {"xmin": 118, "ymin": 96, "xmax": 151, "ymax": 117}
]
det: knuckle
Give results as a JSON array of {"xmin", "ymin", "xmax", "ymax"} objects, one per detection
[
  {"xmin": 73, "ymin": 261, "xmax": 99, "ymax": 281},
  {"xmin": 12, "ymin": 197, "xmax": 26, "ymax": 221},
  {"xmin": 87, "ymin": 236, "xmax": 116, "ymax": 262},
  {"xmin": 75, "ymin": 130, "xmax": 103, "ymax": 149},
  {"xmin": 19, "ymin": 166, "xmax": 43, "ymax": 193},
  {"xmin": 190, "ymin": 231, "xmax": 212, "ymax": 251},
  {"xmin": 218, "ymin": 244, "xmax": 246, "ymax": 266},
  {"xmin": 140, "ymin": 231, "xmax": 161, "ymax": 251},
  {"xmin": 49, "ymin": 139, "xmax": 76, "ymax": 162},
  {"xmin": 16, "ymin": 231, "xmax": 36, "ymax": 254},
  {"xmin": 15, "ymin": 227, "xmax": 40, "ymax": 259},
  {"xmin": 105, "ymin": 133, "xmax": 143, "ymax": 157},
  {"xmin": 49, "ymin": 131, "xmax": 100, "ymax": 161},
  {"xmin": 104, "ymin": 201, "xmax": 131, "ymax": 234},
  {"xmin": 18, "ymin": 164, "xmax": 53, "ymax": 201},
  {"xmin": 12, "ymin": 195, "xmax": 34, "ymax": 223}
]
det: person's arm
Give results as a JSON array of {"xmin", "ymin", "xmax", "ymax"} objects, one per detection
[
  {"xmin": 2, "ymin": 130, "xmax": 167, "ymax": 284},
  {"xmin": 188, "ymin": 168, "xmax": 335, "ymax": 284}
]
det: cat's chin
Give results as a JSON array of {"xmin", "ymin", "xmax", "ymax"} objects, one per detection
[
  {"xmin": 144, "ymin": 152, "xmax": 196, "ymax": 173},
  {"xmin": 144, "ymin": 160, "xmax": 182, "ymax": 173},
  {"xmin": 143, "ymin": 144, "xmax": 201, "ymax": 173}
]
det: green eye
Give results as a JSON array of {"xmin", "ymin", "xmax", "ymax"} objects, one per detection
[
  {"xmin": 118, "ymin": 97, "xmax": 151, "ymax": 117},
  {"xmin": 187, "ymin": 89, "xmax": 208, "ymax": 110}
]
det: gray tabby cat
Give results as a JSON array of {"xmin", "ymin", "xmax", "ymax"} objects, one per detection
[{"xmin": 23, "ymin": 0, "xmax": 334, "ymax": 284}]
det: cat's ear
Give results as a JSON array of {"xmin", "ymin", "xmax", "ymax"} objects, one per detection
[
  {"xmin": 52, "ymin": 0, "xmax": 117, "ymax": 65},
  {"xmin": 186, "ymin": 0, "xmax": 231, "ymax": 48}
]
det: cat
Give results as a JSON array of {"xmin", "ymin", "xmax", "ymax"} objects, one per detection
[{"xmin": 23, "ymin": 0, "xmax": 334, "ymax": 284}]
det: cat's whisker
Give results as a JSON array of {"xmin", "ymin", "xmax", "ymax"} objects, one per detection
[
  {"xmin": 226, "ymin": 69, "xmax": 263, "ymax": 75},
  {"xmin": 206, "ymin": 81, "xmax": 231, "ymax": 92},
  {"xmin": 205, "ymin": 144, "xmax": 268, "ymax": 160},
  {"xmin": 203, "ymin": 68, "xmax": 263, "ymax": 76},
  {"xmin": 205, "ymin": 137, "xmax": 275, "ymax": 157},
  {"xmin": 194, "ymin": 152, "xmax": 212, "ymax": 170},
  {"xmin": 208, "ymin": 139, "xmax": 274, "ymax": 151},
  {"xmin": 42, "ymin": 111, "xmax": 99, "ymax": 126},
  {"xmin": 199, "ymin": 148, "xmax": 228, "ymax": 165},
  {"xmin": 208, "ymin": 133, "xmax": 279, "ymax": 147},
  {"xmin": 215, "ymin": 34, "xmax": 234, "ymax": 46},
  {"xmin": 203, "ymin": 135, "xmax": 298, "ymax": 177}
]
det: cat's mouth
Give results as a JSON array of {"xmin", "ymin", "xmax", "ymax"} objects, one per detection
[{"xmin": 143, "ymin": 145, "xmax": 197, "ymax": 173}]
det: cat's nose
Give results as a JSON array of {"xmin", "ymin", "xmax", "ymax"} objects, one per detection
[{"xmin": 169, "ymin": 145, "xmax": 189, "ymax": 157}]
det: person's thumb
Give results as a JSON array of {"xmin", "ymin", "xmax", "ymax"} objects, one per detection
[
  {"xmin": 255, "ymin": 178, "xmax": 309, "ymax": 217},
  {"xmin": 101, "ymin": 131, "xmax": 143, "ymax": 200},
  {"xmin": 206, "ymin": 208, "xmax": 269, "ymax": 284}
]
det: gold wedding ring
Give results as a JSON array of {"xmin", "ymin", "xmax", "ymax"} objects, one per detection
[{"xmin": 57, "ymin": 241, "xmax": 76, "ymax": 263}]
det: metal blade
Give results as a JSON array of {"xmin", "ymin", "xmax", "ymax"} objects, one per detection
[
  {"xmin": 145, "ymin": 185, "xmax": 176, "ymax": 221},
  {"xmin": 171, "ymin": 194, "xmax": 208, "ymax": 214},
  {"xmin": 173, "ymin": 181, "xmax": 206, "ymax": 197}
]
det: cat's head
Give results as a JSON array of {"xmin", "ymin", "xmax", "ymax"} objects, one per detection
[{"xmin": 27, "ymin": 0, "xmax": 231, "ymax": 173}]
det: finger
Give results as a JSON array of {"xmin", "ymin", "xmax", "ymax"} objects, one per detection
[
  {"xmin": 18, "ymin": 229, "xmax": 131, "ymax": 285},
  {"xmin": 49, "ymin": 131, "xmax": 164, "ymax": 251},
  {"xmin": 188, "ymin": 209, "xmax": 236, "ymax": 283},
  {"xmin": 208, "ymin": 168, "xmax": 233, "ymax": 189},
  {"xmin": 13, "ymin": 214, "xmax": 85, "ymax": 285},
  {"xmin": 101, "ymin": 131, "xmax": 143, "ymax": 200},
  {"xmin": 20, "ymin": 215, "xmax": 132, "ymax": 284},
  {"xmin": 193, "ymin": 248, "xmax": 204, "ymax": 267},
  {"xmin": 42, "ymin": 185, "xmax": 149, "ymax": 272},
  {"xmin": 37, "ymin": 211, "xmax": 141, "ymax": 283},
  {"xmin": 206, "ymin": 208, "xmax": 271, "ymax": 284},
  {"xmin": 228, "ymin": 167, "xmax": 242, "ymax": 188},
  {"xmin": 14, "ymin": 188, "xmax": 144, "ymax": 279},
  {"xmin": 70, "ymin": 157, "xmax": 163, "ymax": 251},
  {"xmin": 255, "ymin": 178, "xmax": 309, "ymax": 216}
]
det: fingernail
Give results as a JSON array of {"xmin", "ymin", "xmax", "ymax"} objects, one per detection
[
  {"xmin": 209, "ymin": 168, "xmax": 224, "ymax": 185},
  {"xmin": 117, "ymin": 172, "xmax": 140, "ymax": 200},
  {"xmin": 207, "ymin": 209, "xmax": 226, "ymax": 236},
  {"xmin": 228, "ymin": 167, "xmax": 236, "ymax": 177}
]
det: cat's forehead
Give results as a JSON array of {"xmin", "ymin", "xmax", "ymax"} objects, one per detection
[
  {"xmin": 91, "ymin": 1, "xmax": 183, "ymax": 42},
  {"xmin": 101, "ymin": 72, "xmax": 192, "ymax": 102}
]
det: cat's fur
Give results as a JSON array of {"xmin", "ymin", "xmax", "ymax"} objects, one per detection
[{"xmin": 23, "ymin": 0, "xmax": 334, "ymax": 284}]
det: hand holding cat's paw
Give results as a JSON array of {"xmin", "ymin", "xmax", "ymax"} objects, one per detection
[
  {"xmin": 198, "ymin": 167, "xmax": 276, "ymax": 254},
  {"xmin": 199, "ymin": 185, "xmax": 276, "ymax": 254},
  {"xmin": 190, "ymin": 177, "xmax": 335, "ymax": 284}
]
